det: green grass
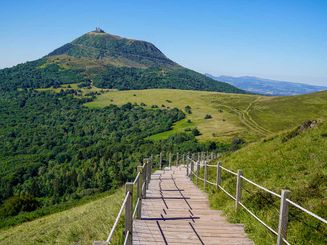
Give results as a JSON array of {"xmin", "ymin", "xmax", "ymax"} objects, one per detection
[
  {"xmin": 250, "ymin": 91, "xmax": 327, "ymax": 131},
  {"xmin": 146, "ymin": 118, "xmax": 195, "ymax": 140},
  {"xmin": 85, "ymin": 89, "xmax": 327, "ymax": 143},
  {"xmin": 85, "ymin": 89, "xmax": 260, "ymax": 142},
  {"xmin": 196, "ymin": 122, "xmax": 327, "ymax": 244},
  {"xmin": 0, "ymin": 189, "xmax": 125, "ymax": 245}
]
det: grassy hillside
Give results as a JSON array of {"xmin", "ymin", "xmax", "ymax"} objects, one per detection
[
  {"xmin": 86, "ymin": 89, "xmax": 327, "ymax": 142},
  {"xmin": 0, "ymin": 189, "xmax": 124, "ymax": 245},
  {"xmin": 250, "ymin": 91, "xmax": 327, "ymax": 131},
  {"xmin": 85, "ymin": 89, "xmax": 260, "ymax": 142},
  {"xmin": 201, "ymin": 122, "xmax": 327, "ymax": 244}
]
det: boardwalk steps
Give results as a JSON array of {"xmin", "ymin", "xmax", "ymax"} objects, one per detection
[
  {"xmin": 133, "ymin": 166, "xmax": 253, "ymax": 244},
  {"xmin": 94, "ymin": 152, "xmax": 327, "ymax": 244}
]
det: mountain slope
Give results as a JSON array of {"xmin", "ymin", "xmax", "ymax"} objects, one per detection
[
  {"xmin": 206, "ymin": 74, "xmax": 327, "ymax": 95},
  {"xmin": 48, "ymin": 30, "xmax": 177, "ymax": 67},
  {"xmin": 0, "ymin": 29, "xmax": 244, "ymax": 93}
]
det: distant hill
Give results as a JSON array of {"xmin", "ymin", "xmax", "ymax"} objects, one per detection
[
  {"xmin": 206, "ymin": 74, "xmax": 326, "ymax": 96},
  {"xmin": 0, "ymin": 28, "xmax": 244, "ymax": 93}
]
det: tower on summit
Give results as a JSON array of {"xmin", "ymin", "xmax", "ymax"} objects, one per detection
[{"xmin": 94, "ymin": 27, "xmax": 105, "ymax": 33}]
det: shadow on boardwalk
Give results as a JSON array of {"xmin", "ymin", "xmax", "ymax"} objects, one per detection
[{"xmin": 133, "ymin": 166, "xmax": 253, "ymax": 245}]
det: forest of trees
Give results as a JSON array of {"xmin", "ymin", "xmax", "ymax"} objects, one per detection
[
  {"xmin": 0, "ymin": 58, "xmax": 245, "ymax": 94},
  {"xmin": 0, "ymin": 59, "xmax": 86, "ymax": 91},
  {"xmin": 0, "ymin": 89, "xmax": 226, "ymax": 227},
  {"xmin": 93, "ymin": 66, "xmax": 245, "ymax": 92}
]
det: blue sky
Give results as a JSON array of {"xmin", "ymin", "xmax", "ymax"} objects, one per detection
[{"xmin": 0, "ymin": 0, "xmax": 326, "ymax": 85}]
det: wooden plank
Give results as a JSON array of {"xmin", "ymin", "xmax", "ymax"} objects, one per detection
[{"xmin": 133, "ymin": 166, "xmax": 253, "ymax": 245}]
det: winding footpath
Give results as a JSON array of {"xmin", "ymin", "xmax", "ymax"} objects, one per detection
[{"xmin": 133, "ymin": 166, "xmax": 253, "ymax": 244}]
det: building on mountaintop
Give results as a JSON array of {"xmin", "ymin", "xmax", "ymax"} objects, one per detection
[{"xmin": 95, "ymin": 27, "xmax": 105, "ymax": 33}]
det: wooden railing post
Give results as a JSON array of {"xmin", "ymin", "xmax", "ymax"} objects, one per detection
[
  {"xmin": 186, "ymin": 156, "xmax": 189, "ymax": 176},
  {"xmin": 176, "ymin": 152, "xmax": 179, "ymax": 166},
  {"xmin": 196, "ymin": 161, "xmax": 200, "ymax": 185},
  {"xmin": 142, "ymin": 161, "xmax": 147, "ymax": 198},
  {"xmin": 136, "ymin": 166, "xmax": 142, "ymax": 219},
  {"xmin": 235, "ymin": 170, "xmax": 243, "ymax": 210},
  {"xmin": 216, "ymin": 162, "xmax": 222, "ymax": 190},
  {"xmin": 277, "ymin": 190, "xmax": 290, "ymax": 245},
  {"xmin": 159, "ymin": 152, "xmax": 162, "ymax": 170},
  {"xmin": 147, "ymin": 159, "xmax": 152, "ymax": 183},
  {"xmin": 145, "ymin": 159, "xmax": 149, "ymax": 190},
  {"xmin": 204, "ymin": 160, "xmax": 208, "ymax": 190},
  {"xmin": 182, "ymin": 153, "xmax": 185, "ymax": 166},
  {"xmin": 169, "ymin": 152, "xmax": 172, "ymax": 169},
  {"xmin": 190, "ymin": 159, "xmax": 194, "ymax": 179},
  {"xmin": 125, "ymin": 182, "xmax": 133, "ymax": 245}
]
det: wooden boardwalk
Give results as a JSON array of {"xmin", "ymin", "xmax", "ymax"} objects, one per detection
[{"xmin": 133, "ymin": 166, "xmax": 253, "ymax": 245}]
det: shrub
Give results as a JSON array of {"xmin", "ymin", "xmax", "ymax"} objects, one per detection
[
  {"xmin": 230, "ymin": 137, "xmax": 245, "ymax": 151},
  {"xmin": 192, "ymin": 128, "xmax": 201, "ymax": 136},
  {"xmin": 0, "ymin": 196, "xmax": 40, "ymax": 218},
  {"xmin": 184, "ymin": 105, "xmax": 192, "ymax": 114}
]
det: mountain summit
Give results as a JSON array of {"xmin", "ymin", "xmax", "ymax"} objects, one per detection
[
  {"xmin": 0, "ymin": 29, "xmax": 244, "ymax": 93},
  {"xmin": 48, "ymin": 29, "xmax": 177, "ymax": 67}
]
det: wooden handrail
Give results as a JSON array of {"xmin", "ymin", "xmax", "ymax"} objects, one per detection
[
  {"xmin": 186, "ymin": 155, "xmax": 327, "ymax": 245},
  {"xmin": 96, "ymin": 152, "xmax": 325, "ymax": 245},
  {"xmin": 94, "ymin": 157, "xmax": 152, "ymax": 245}
]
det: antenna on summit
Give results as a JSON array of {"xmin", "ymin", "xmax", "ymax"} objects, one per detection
[{"xmin": 95, "ymin": 27, "xmax": 104, "ymax": 33}]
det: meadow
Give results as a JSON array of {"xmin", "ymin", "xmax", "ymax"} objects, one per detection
[
  {"xmin": 85, "ymin": 89, "xmax": 261, "ymax": 142},
  {"xmin": 85, "ymin": 89, "xmax": 327, "ymax": 142}
]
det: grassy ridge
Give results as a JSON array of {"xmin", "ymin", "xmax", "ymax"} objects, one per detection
[
  {"xmin": 0, "ymin": 189, "xmax": 124, "ymax": 245},
  {"xmin": 250, "ymin": 91, "xmax": 327, "ymax": 131}
]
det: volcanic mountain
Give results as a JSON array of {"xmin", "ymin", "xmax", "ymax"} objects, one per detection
[{"xmin": 0, "ymin": 28, "xmax": 244, "ymax": 93}]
